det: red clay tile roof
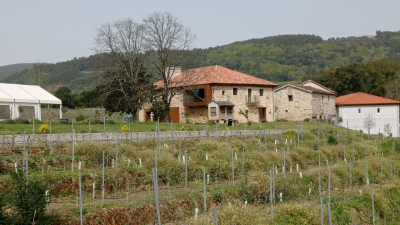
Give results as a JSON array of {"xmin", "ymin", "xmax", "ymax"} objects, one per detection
[
  {"xmin": 335, "ymin": 92, "xmax": 400, "ymax": 106},
  {"xmin": 297, "ymin": 86, "xmax": 336, "ymax": 95},
  {"xmin": 153, "ymin": 65, "xmax": 278, "ymax": 88}
]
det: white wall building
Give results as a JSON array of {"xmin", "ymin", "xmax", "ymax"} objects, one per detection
[
  {"xmin": 336, "ymin": 92, "xmax": 400, "ymax": 137},
  {"xmin": 0, "ymin": 83, "xmax": 62, "ymax": 121}
]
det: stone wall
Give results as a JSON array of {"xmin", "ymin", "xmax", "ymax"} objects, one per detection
[
  {"xmin": 311, "ymin": 93, "xmax": 336, "ymax": 119},
  {"xmin": 0, "ymin": 128, "xmax": 292, "ymax": 148},
  {"xmin": 212, "ymin": 85, "xmax": 274, "ymax": 123},
  {"xmin": 274, "ymin": 87, "xmax": 312, "ymax": 121}
]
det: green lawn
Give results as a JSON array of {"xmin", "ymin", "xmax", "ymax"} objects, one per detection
[{"xmin": 0, "ymin": 120, "xmax": 324, "ymax": 135}]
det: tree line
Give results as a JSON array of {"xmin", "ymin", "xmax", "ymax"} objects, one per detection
[{"xmin": 304, "ymin": 59, "xmax": 400, "ymax": 99}]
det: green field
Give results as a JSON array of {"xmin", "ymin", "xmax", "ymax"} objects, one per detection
[{"xmin": 0, "ymin": 120, "xmax": 323, "ymax": 135}]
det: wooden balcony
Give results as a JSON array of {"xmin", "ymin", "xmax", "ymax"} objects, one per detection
[{"xmin": 245, "ymin": 95, "xmax": 260, "ymax": 105}]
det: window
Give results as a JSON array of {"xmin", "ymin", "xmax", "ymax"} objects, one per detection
[
  {"xmin": 322, "ymin": 96, "xmax": 324, "ymax": 101},
  {"xmin": 220, "ymin": 107, "xmax": 225, "ymax": 116},
  {"xmin": 227, "ymin": 107, "xmax": 233, "ymax": 116},
  {"xmin": 288, "ymin": 95, "xmax": 293, "ymax": 101},
  {"xmin": 233, "ymin": 88, "xmax": 237, "ymax": 95},
  {"xmin": 260, "ymin": 89, "xmax": 264, "ymax": 96},
  {"xmin": 358, "ymin": 108, "xmax": 361, "ymax": 113},
  {"xmin": 328, "ymin": 96, "xmax": 330, "ymax": 101},
  {"xmin": 377, "ymin": 108, "xmax": 380, "ymax": 113},
  {"xmin": 0, "ymin": 105, "xmax": 10, "ymax": 119},
  {"xmin": 210, "ymin": 107, "xmax": 217, "ymax": 117},
  {"xmin": 185, "ymin": 88, "xmax": 205, "ymax": 103},
  {"xmin": 222, "ymin": 91, "xmax": 225, "ymax": 95},
  {"xmin": 285, "ymin": 110, "xmax": 288, "ymax": 113}
]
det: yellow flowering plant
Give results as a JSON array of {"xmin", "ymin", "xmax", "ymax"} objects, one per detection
[{"xmin": 38, "ymin": 124, "xmax": 50, "ymax": 133}]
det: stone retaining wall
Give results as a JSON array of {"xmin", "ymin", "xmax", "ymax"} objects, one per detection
[{"xmin": 0, "ymin": 128, "xmax": 306, "ymax": 148}]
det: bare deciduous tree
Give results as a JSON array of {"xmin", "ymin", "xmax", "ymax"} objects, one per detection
[
  {"xmin": 94, "ymin": 19, "xmax": 153, "ymax": 121},
  {"xmin": 143, "ymin": 12, "xmax": 209, "ymax": 121},
  {"xmin": 383, "ymin": 123, "xmax": 392, "ymax": 138},
  {"xmin": 23, "ymin": 63, "xmax": 47, "ymax": 87},
  {"xmin": 363, "ymin": 113, "xmax": 376, "ymax": 139}
]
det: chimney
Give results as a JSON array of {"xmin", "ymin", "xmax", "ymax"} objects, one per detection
[{"xmin": 167, "ymin": 67, "xmax": 182, "ymax": 79}]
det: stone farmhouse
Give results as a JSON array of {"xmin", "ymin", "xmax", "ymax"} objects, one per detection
[
  {"xmin": 139, "ymin": 65, "xmax": 278, "ymax": 124},
  {"xmin": 274, "ymin": 80, "xmax": 336, "ymax": 121}
]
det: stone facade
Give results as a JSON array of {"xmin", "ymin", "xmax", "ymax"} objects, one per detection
[
  {"xmin": 212, "ymin": 85, "xmax": 274, "ymax": 123},
  {"xmin": 274, "ymin": 86, "xmax": 312, "ymax": 121},
  {"xmin": 274, "ymin": 85, "xmax": 336, "ymax": 121},
  {"xmin": 139, "ymin": 85, "xmax": 275, "ymax": 123}
]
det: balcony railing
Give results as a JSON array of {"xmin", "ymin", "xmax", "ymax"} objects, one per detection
[{"xmin": 245, "ymin": 95, "xmax": 260, "ymax": 104}]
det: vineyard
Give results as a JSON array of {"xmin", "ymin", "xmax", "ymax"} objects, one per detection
[{"xmin": 0, "ymin": 121, "xmax": 399, "ymax": 224}]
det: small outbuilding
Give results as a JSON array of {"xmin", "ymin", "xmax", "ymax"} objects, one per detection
[
  {"xmin": 336, "ymin": 92, "xmax": 400, "ymax": 137},
  {"xmin": 208, "ymin": 100, "xmax": 235, "ymax": 124},
  {"xmin": 0, "ymin": 83, "xmax": 62, "ymax": 121}
]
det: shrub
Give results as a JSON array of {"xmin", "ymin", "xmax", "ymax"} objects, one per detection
[
  {"xmin": 105, "ymin": 119, "xmax": 115, "ymax": 124},
  {"xmin": 122, "ymin": 125, "xmax": 129, "ymax": 132},
  {"xmin": 11, "ymin": 147, "xmax": 21, "ymax": 154},
  {"xmin": 0, "ymin": 158, "xmax": 5, "ymax": 174},
  {"xmin": 5, "ymin": 172, "xmax": 55, "ymax": 224},
  {"xmin": 6, "ymin": 119, "xmax": 14, "ymax": 124},
  {"xmin": 92, "ymin": 119, "xmax": 103, "ymax": 124},
  {"xmin": 39, "ymin": 124, "xmax": 50, "ymax": 133},
  {"xmin": 213, "ymin": 192, "xmax": 224, "ymax": 203},
  {"xmin": 76, "ymin": 114, "xmax": 86, "ymax": 122},
  {"xmin": 14, "ymin": 118, "xmax": 29, "ymax": 124},
  {"xmin": 328, "ymin": 135, "xmax": 338, "ymax": 145},
  {"xmin": 304, "ymin": 118, "xmax": 311, "ymax": 122},
  {"xmin": 208, "ymin": 120, "xmax": 216, "ymax": 125},
  {"xmin": 0, "ymin": 194, "xmax": 6, "ymax": 224},
  {"xmin": 60, "ymin": 189, "xmax": 68, "ymax": 197}
]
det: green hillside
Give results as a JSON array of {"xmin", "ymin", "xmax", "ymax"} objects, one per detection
[
  {"xmin": 0, "ymin": 63, "xmax": 34, "ymax": 80},
  {"xmin": 2, "ymin": 30, "xmax": 400, "ymax": 93}
]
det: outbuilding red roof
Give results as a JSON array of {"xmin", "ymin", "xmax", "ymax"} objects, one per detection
[
  {"xmin": 335, "ymin": 92, "xmax": 400, "ymax": 106},
  {"xmin": 153, "ymin": 65, "xmax": 278, "ymax": 88}
]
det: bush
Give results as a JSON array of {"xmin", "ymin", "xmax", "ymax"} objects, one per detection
[
  {"xmin": 105, "ymin": 119, "xmax": 115, "ymax": 124},
  {"xmin": 76, "ymin": 114, "xmax": 86, "ymax": 122},
  {"xmin": 328, "ymin": 135, "xmax": 338, "ymax": 145},
  {"xmin": 213, "ymin": 192, "xmax": 224, "ymax": 203},
  {"xmin": 92, "ymin": 119, "xmax": 103, "ymax": 124},
  {"xmin": 304, "ymin": 118, "xmax": 311, "ymax": 122},
  {"xmin": 14, "ymin": 118, "xmax": 29, "ymax": 124},
  {"xmin": 4, "ymin": 172, "xmax": 55, "ymax": 224},
  {"xmin": 0, "ymin": 158, "xmax": 5, "ymax": 174},
  {"xmin": 0, "ymin": 194, "xmax": 6, "ymax": 225},
  {"xmin": 11, "ymin": 147, "xmax": 21, "ymax": 154},
  {"xmin": 39, "ymin": 124, "xmax": 50, "ymax": 133},
  {"xmin": 122, "ymin": 125, "xmax": 129, "ymax": 132},
  {"xmin": 6, "ymin": 119, "xmax": 14, "ymax": 124},
  {"xmin": 60, "ymin": 189, "xmax": 68, "ymax": 197}
]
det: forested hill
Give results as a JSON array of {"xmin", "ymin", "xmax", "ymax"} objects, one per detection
[
  {"xmin": 196, "ymin": 31, "xmax": 400, "ymax": 82},
  {"xmin": 0, "ymin": 63, "xmax": 34, "ymax": 80},
  {"xmin": 2, "ymin": 54, "xmax": 107, "ymax": 93},
  {"xmin": 2, "ymin": 30, "xmax": 400, "ymax": 93}
]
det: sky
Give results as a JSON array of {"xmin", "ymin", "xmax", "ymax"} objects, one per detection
[{"xmin": 1, "ymin": 0, "xmax": 399, "ymax": 67}]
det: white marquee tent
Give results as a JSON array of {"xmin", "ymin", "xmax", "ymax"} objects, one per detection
[{"xmin": 0, "ymin": 83, "xmax": 62, "ymax": 121}]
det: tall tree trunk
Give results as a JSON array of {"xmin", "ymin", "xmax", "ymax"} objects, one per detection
[
  {"xmin": 130, "ymin": 108, "xmax": 138, "ymax": 122},
  {"xmin": 164, "ymin": 102, "xmax": 171, "ymax": 122}
]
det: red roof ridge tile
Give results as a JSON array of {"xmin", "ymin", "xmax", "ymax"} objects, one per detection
[
  {"xmin": 153, "ymin": 65, "xmax": 278, "ymax": 87},
  {"xmin": 336, "ymin": 92, "xmax": 400, "ymax": 106}
]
